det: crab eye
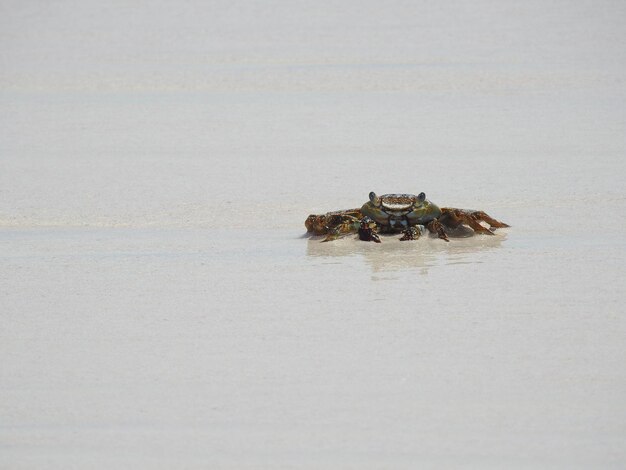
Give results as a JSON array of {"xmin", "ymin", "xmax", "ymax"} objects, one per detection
[
  {"xmin": 417, "ymin": 192, "xmax": 426, "ymax": 203},
  {"xmin": 369, "ymin": 192, "xmax": 380, "ymax": 206}
]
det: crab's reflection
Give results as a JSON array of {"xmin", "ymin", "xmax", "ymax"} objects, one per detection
[{"xmin": 306, "ymin": 231, "xmax": 507, "ymax": 276}]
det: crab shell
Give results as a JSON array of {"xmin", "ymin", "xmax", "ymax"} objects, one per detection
[{"xmin": 360, "ymin": 192, "xmax": 442, "ymax": 231}]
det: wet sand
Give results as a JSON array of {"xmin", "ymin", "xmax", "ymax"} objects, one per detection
[{"xmin": 1, "ymin": 1, "xmax": 626, "ymax": 468}]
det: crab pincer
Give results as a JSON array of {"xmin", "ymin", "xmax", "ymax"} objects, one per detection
[
  {"xmin": 400, "ymin": 226, "xmax": 423, "ymax": 241},
  {"xmin": 358, "ymin": 217, "xmax": 381, "ymax": 243}
]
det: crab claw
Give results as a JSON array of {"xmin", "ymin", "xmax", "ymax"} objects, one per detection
[
  {"xmin": 400, "ymin": 225, "xmax": 424, "ymax": 241},
  {"xmin": 358, "ymin": 217, "xmax": 381, "ymax": 243}
]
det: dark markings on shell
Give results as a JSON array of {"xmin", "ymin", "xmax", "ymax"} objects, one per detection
[{"xmin": 380, "ymin": 194, "xmax": 418, "ymax": 210}]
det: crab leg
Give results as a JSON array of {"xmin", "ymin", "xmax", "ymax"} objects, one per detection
[
  {"xmin": 305, "ymin": 209, "xmax": 363, "ymax": 235},
  {"xmin": 322, "ymin": 215, "xmax": 362, "ymax": 242},
  {"xmin": 426, "ymin": 219, "xmax": 450, "ymax": 242},
  {"xmin": 440, "ymin": 208, "xmax": 509, "ymax": 235}
]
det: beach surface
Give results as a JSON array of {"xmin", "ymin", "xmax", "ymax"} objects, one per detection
[{"xmin": 1, "ymin": 1, "xmax": 626, "ymax": 468}]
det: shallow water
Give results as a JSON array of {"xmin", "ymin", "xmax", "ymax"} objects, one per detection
[
  {"xmin": 1, "ymin": 0, "xmax": 626, "ymax": 468},
  {"xmin": 2, "ymin": 224, "xmax": 625, "ymax": 468}
]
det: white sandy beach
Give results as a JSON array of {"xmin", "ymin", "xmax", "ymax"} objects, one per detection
[{"xmin": 1, "ymin": 1, "xmax": 626, "ymax": 468}]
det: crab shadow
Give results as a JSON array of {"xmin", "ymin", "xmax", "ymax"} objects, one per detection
[{"xmin": 305, "ymin": 230, "xmax": 508, "ymax": 275}]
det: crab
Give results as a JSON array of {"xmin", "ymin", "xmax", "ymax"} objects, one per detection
[{"xmin": 305, "ymin": 191, "xmax": 509, "ymax": 242}]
